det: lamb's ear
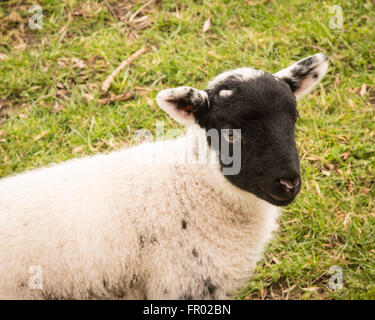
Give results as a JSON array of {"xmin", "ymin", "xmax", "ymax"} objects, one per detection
[
  {"xmin": 156, "ymin": 86, "xmax": 209, "ymax": 126},
  {"xmin": 274, "ymin": 53, "xmax": 329, "ymax": 99}
]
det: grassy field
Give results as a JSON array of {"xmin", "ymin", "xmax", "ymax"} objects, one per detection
[{"xmin": 0, "ymin": 0, "xmax": 374, "ymax": 300}]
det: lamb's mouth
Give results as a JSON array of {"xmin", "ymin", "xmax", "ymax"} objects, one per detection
[
  {"xmin": 266, "ymin": 192, "xmax": 297, "ymax": 206},
  {"xmin": 269, "ymin": 193, "xmax": 292, "ymax": 201},
  {"xmin": 255, "ymin": 185, "xmax": 296, "ymax": 206}
]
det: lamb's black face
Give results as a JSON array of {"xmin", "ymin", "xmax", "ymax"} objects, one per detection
[
  {"xmin": 156, "ymin": 53, "xmax": 329, "ymax": 207},
  {"xmin": 198, "ymin": 73, "xmax": 301, "ymax": 206}
]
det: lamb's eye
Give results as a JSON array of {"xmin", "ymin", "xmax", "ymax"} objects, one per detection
[{"xmin": 223, "ymin": 129, "xmax": 241, "ymax": 143}]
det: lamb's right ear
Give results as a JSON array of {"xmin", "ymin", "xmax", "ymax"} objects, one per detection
[
  {"xmin": 274, "ymin": 53, "xmax": 329, "ymax": 100},
  {"xmin": 156, "ymin": 86, "xmax": 209, "ymax": 126}
]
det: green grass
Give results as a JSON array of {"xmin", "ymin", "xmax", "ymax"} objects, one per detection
[{"xmin": 0, "ymin": 0, "xmax": 374, "ymax": 300}]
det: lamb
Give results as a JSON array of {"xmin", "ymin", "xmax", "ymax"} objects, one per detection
[{"xmin": 0, "ymin": 53, "xmax": 328, "ymax": 300}]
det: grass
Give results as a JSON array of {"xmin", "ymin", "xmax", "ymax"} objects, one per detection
[{"xmin": 0, "ymin": 0, "xmax": 374, "ymax": 300}]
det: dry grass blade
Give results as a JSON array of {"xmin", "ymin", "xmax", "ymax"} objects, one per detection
[
  {"xmin": 360, "ymin": 84, "xmax": 367, "ymax": 96},
  {"xmin": 101, "ymin": 46, "xmax": 147, "ymax": 94},
  {"xmin": 103, "ymin": 0, "xmax": 120, "ymax": 20},
  {"xmin": 301, "ymin": 287, "xmax": 321, "ymax": 292},
  {"xmin": 202, "ymin": 18, "xmax": 211, "ymax": 32},
  {"xmin": 283, "ymin": 284, "xmax": 297, "ymax": 293},
  {"xmin": 34, "ymin": 130, "xmax": 49, "ymax": 141},
  {"xmin": 260, "ymin": 287, "xmax": 268, "ymax": 300},
  {"xmin": 98, "ymin": 92, "xmax": 135, "ymax": 104},
  {"xmin": 128, "ymin": 0, "xmax": 154, "ymax": 22}
]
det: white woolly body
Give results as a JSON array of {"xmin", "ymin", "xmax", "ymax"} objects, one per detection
[{"xmin": 0, "ymin": 126, "xmax": 280, "ymax": 299}]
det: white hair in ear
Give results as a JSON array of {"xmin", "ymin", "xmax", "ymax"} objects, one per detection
[
  {"xmin": 274, "ymin": 53, "xmax": 329, "ymax": 100},
  {"xmin": 156, "ymin": 87, "xmax": 208, "ymax": 126}
]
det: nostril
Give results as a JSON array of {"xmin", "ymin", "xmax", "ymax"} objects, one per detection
[
  {"xmin": 270, "ymin": 176, "xmax": 300, "ymax": 202},
  {"xmin": 279, "ymin": 177, "xmax": 299, "ymax": 191},
  {"xmin": 279, "ymin": 179, "xmax": 294, "ymax": 191}
]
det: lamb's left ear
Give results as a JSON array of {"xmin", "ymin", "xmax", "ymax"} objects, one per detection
[
  {"xmin": 274, "ymin": 53, "xmax": 329, "ymax": 99},
  {"xmin": 156, "ymin": 86, "xmax": 209, "ymax": 126}
]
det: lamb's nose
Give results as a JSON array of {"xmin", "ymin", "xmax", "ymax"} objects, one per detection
[{"xmin": 279, "ymin": 177, "xmax": 300, "ymax": 193}]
